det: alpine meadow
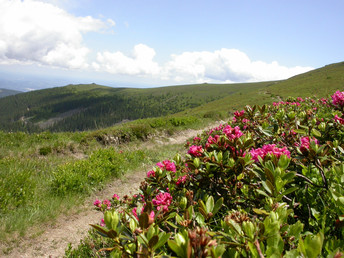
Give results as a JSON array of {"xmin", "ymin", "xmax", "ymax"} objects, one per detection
[{"xmin": 1, "ymin": 61, "xmax": 344, "ymax": 257}]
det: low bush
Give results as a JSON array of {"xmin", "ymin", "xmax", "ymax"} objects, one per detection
[{"xmin": 77, "ymin": 91, "xmax": 344, "ymax": 257}]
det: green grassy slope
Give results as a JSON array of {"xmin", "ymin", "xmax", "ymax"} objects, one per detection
[
  {"xmin": 185, "ymin": 61, "xmax": 344, "ymax": 116},
  {"xmin": 0, "ymin": 82, "xmax": 272, "ymax": 132}
]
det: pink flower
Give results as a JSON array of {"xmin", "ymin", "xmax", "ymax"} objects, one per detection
[
  {"xmin": 296, "ymin": 136, "xmax": 319, "ymax": 152},
  {"xmin": 205, "ymin": 135, "xmax": 220, "ymax": 149},
  {"xmin": 156, "ymin": 160, "xmax": 176, "ymax": 172},
  {"xmin": 332, "ymin": 91, "xmax": 344, "ymax": 108},
  {"xmin": 250, "ymin": 144, "xmax": 290, "ymax": 162},
  {"xmin": 208, "ymin": 124, "xmax": 224, "ymax": 135},
  {"xmin": 147, "ymin": 170, "xmax": 156, "ymax": 177},
  {"xmin": 334, "ymin": 115, "xmax": 344, "ymax": 125},
  {"xmin": 93, "ymin": 199, "xmax": 101, "ymax": 207},
  {"xmin": 176, "ymin": 175, "xmax": 188, "ymax": 186},
  {"xmin": 222, "ymin": 125, "xmax": 243, "ymax": 141},
  {"xmin": 188, "ymin": 145, "xmax": 203, "ymax": 157},
  {"xmin": 297, "ymin": 97, "xmax": 304, "ymax": 102},
  {"xmin": 102, "ymin": 199, "xmax": 111, "ymax": 209},
  {"xmin": 234, "ymin": 110, "xmax": 245, "ymax": 118},
  {"xmin": 193, "ymin": 136, "xmax": 201, "ymax": 142},
  {"xmin": 152, "ymin": 192, "xmax": 172, "ymax": 212},
  {"xmin": 100, "ymin": 218, "xmax": 105, "ymax": 227},
  {"xmin": 132, "ymin": 207, "xmax": 155, "ymax": 222},
  {"xmin": 112, "ymin": 194, "xmax": 120, "ymax": 200},
  {"xmin": 132, "ymin": 207, "xmax": 138, "ymax": 220}
]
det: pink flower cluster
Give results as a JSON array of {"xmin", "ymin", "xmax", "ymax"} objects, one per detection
[
  {"xmin": 188, "ymin": 145, "xmax": 203, "ymax": 157},
  {"xmin": 208, "ymin": 124, "xmax": 224, "ymax": 135},
  {"xmin": 112, "ymin": 194, "xmax": 120, "ymax": 200},
  {"xmin": 250, "ymin": 144, "xmax": 290, "ymax": 162},
  {"xmin": 222, "ymin": 125, "xmax": 243, "ymax": 141},
  {"xmin": 94, "ymin": 199, "xmax": 111, "ymax": 209},
  {"xmin": 147, "ymin": 170, "xmax": 155, "ymax": 177},
  {"xmin": 132, "ymin": 207, "xmax": 155, "ymax": 221},
  {"xmin": 334, "ymin": 115, "xmax": 344, "ymax": 125},
  {"xmin": 152, "ymin": 192, "xmax": 172, "ymax": 212},
  {"xmin": 176, "ymin": 175, "xmax": 188, "ymax": 186},
  {"xmin": 234, "ymin": 110, "xmax": 245, "ymax": 118},
  {"xmin": 332, "ymin": 91, "xmax": 344, "ymax": 108},
  {"xmin": 157, "ymin": 160, "xmax": 176, "ymax": 172},
  {"xmin": 273, "ymin": 101, "xmax": 301, "ymax": 107},
  {"xmin": 296, "ymin": 136, "xmax": 319, "ymax": 151}
]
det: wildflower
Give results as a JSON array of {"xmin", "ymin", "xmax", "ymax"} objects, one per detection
[
  {"xmin": 147, "ymin": 170, "xmax": 156, "ymax": 177},
  {"xmin": 250, "ymin": 144, "xmax": 290, "ymax": 162},
  {"xmin": 222, "ymin": 125, "xmax": 243, "ymax": 141},
  {"xmin": 102, "ymin": 199, "xmax": 111, "ymax": 209},
  {"xmin": 132, "ymin": 207, "xmax": 138, "ymax": 220},
  {"xmin": 188, "ymin": 145, "xmax": 203, "ymax": 157},
  {"xmin": 234, "ymin": 110, "xmax": 245, "ymax": 118},
  {"xmin": 334, "ymin": 115, "xmax": 344, "ymax": 125},
  {"xmin": 93, "ymin": 199, "xmax": 101, "ymax": 208},
  {"xmin": 112, "ymin": 194, "xmax": 120, "ymax": 200},
  {"xmin": 100, "ymin": 218, "xmax": 105, "ymax": 227},
  {"xmin": 176, "ymin": 175, "xmax": 188, "ymax": 186},
  {"xmin": 152, "ymin": 192, "xmax": 172, "ymax": 212},
  {"xmin": 332, "ymin": 91, "xmax": 344, "ymax": 108},
  {"xmin": 156, "ymin": 160, "xmax": 176, "ymax": 172},
  {"xmin": 132, "ymin": 206, "xmax": 155, "ymax": 223},
  {"xmin": 193, "ymin": 136, "xmax": 201, "ymax": 142},
  {"xmin": 296, "ymin": 136, "xmax": 319, "ymax": 152}
]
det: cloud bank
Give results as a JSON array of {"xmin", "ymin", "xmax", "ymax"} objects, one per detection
[
  {"xmin": 0, "ymin": 0, "xmax": 313, "ymax": 84},
  {"xmin": 0, "ymin": 0, "xmax": 114, "ymax": 69},
  {"xmin": 94, "ymin": 46, "xmax": 313, "ymax": 83}
]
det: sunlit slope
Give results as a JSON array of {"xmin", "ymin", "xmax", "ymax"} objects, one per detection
[
  {"xmin": 0, "ymin": 82, "xmax": 265, "ymax": 132},
  {"xmin": 184, "ymin": 62, "xmax": 344, "ymax": 117}
]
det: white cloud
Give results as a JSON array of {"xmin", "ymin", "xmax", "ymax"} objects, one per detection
[
  {"xmin": 93, "ymin": 44, "xmax": 160, "ymax": 76},
  {"xmin": 162, "ymin": 48, "xmax": 313, "ymax": 83},
  {"xmin": 93, "ymin": 45, "xmax": 313, "ymax": 83},
  {"xmin": 0, "ymin": 0, "xmax": 114, "ymax": 69}
]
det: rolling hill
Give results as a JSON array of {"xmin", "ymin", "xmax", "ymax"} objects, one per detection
[
  {"xmin": 0, "ymin": 88, "xmax": 21, "ymax": 98},
  {"xmin": 0, "ymin": 61, "xmax": 343, "ymax": 132}
]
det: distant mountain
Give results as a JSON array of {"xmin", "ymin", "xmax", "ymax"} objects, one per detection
[
  {"xmin": 0, "ymin": 88, "xmax": 22, "ymax": 98},
  {"xmin": 0, "ymin": 82, "xmax": 269, "ymax": 132},
  {"xmin": 0, "ymin": 61, "xmax": 343, "ymax": 133}
]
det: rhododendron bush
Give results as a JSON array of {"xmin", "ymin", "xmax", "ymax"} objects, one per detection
[{"xmin": 88, "ymin": 92, "xmax": 344, "ymax": 257}]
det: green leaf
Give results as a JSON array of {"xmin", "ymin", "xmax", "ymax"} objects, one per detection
[
  {"xmin": 154, "ymin": 232, "xmax": 171, "ymax": 250},
  {"xmin": 253, "ymin": 208, "xmax": 270, "ymax": 216},
  {"xmin": 212, "ymin": 197, "xmax": 224, "ymax": 215},
  {"xmin": 277, "ymin": 155, "xmax": 290, "ymax": 170},
  {"xmin": 298, "ymin": 232, "xmax": 324, "ymax": 258},
  {"xmin": 139, "ymin": 212, "xmax": 149, "ymax": 229},
  {"xmin": 206, "ymin": 196, "xmax": 214, "ymax": 214},
  {"xmin": 282, "ymin": 171, "xmax": 296, "ymax": 182},
  {"xmin": 262, "ymin": 181, "xmax": 274, "ymax": 195},
  {"xmin": 281, "ymin": 186, "xmax": 298, "ymax": 196},
  {"xmin": 256, "ymin": 189, "xmax": 270, "ymax": 197},
  {"xmin": 148, "ymin": 235, "xmax": 159, "ymax": 249},
  {"xmin": 294, "ymin": 129, "xmax": 307, "ymax": 135},
  {"xmin": 168, "ymin": 240, "xmax": 183, "ymax": 257},
  {"xmin": 311, "ymin": 128, "xmax": 322, "ymax": 137}
]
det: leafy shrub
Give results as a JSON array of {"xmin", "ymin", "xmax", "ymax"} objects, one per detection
[{"xmin": 73, "ymin": 92, "xmax": 344, "ymax": 256}]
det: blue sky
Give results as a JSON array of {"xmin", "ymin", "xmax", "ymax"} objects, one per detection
[{"xmin": 0, "ymin": 0, "xmax": 343, "ymax": 90}]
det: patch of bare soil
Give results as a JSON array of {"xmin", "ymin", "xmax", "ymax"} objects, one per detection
[{"xmin": 2, "ymin": 122, "xmax": 223, "ymax": 258}]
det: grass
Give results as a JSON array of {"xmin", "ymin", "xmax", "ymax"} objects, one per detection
[{"xmin": 0, "ymin": 120, "xmax": 200, "ymax": 244}]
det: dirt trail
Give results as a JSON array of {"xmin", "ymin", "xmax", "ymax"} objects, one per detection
[{"xmin": 3, "ymin": 123, "xmax": 223, "ymax": 258}]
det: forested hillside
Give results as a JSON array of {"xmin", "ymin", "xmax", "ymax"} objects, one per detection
[{"xmin": 0, "ymin": 82, "xmax": 272, "ymax": 132}]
